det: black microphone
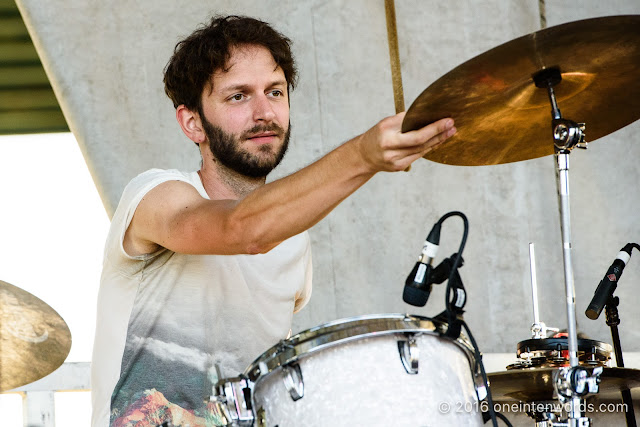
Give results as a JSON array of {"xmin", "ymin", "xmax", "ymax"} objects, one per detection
[
  {"xmin": 585, "ymin": 244, "xmax": 633, "ymax": 320},
  {"xmin": 403, "ymin": 223, "xmax": 441, "ymax": 306}
]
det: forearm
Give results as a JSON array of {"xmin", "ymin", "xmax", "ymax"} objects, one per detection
[{"xmin": 228, "ymin": 136, "xmax": 374, "ymax": 253}]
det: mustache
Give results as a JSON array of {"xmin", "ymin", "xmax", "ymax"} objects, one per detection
[{"xmin": 240, "ymin": 123, "xmax": 285, "ymax": 139}]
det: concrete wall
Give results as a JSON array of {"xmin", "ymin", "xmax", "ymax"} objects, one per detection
[{"xmin": 16, "ymin": 0, "xmax": 640, "ymax": 385}]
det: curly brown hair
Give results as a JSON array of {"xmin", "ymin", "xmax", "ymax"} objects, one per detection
[{"xmin": 163, "ymin": 15, "xmax": 298, "ymax": 114}]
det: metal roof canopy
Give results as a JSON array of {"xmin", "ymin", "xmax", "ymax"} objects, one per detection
[{"xmin": 0, "ymin": 0, "xmax": 68, "ymax": 135}]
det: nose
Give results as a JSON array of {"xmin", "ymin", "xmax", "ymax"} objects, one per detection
[{"xmin": 252, "ymin": 94, "xmax": 277, "ymax": 123}]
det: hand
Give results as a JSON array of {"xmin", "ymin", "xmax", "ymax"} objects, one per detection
[{"xmin": 356, "ymin": 112, "xmax": 456, "ymax": 173}]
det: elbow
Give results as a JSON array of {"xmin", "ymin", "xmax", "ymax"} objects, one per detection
[
  {"xmin": 245, "ymin": 242, "xmax": 267, "ymax": 255},
  {"xmin": 244, "ymin": 234, "xmax": 280, "ymax": 255},
  {"xmin": 225, "ymin": 215, "xmax": 278, "ymax": 255},
  {"xmin": 245, "ymin": 240, "xmax": 279, "ymax": 255}
]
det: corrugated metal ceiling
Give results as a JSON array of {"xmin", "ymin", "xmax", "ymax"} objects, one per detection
[{"xmin": 0, "ymin": 0, "xmax": 68, "ymax": 135}]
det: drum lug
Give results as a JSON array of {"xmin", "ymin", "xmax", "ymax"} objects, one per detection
[
  {"xmin": 282, "ymin": 362, "xmax": 304, "ymax": 401},
  {"xmin": 210, "ymin": 377, "xmax": 255, "ymax": 426},
  {"xmin": 398, "ymin": 334, "xmax": 419, "ymax": 374},
  {"xmin": 255, "ymin": 407, "xmax": 267, "ymax": 427}
]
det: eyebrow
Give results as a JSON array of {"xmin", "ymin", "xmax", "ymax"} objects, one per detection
[{"xmin": 220, "ymin": 80, "xmax": 288, "ymax": 94}]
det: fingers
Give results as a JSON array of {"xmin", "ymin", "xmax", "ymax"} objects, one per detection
[
  {"xmin": 384, "ymin": 139, "xmax": 447, "ymax": 171},
  {"xmin": 398, "ymin": 118, "xmax": 456, "ymax": 149},
  {"xmin": 385, "ymin": 118, "xmax": 456, "ymax": 171},
  {"xmin": 356, "ymin": 114, "xmax": 457, "ymax": 173}
]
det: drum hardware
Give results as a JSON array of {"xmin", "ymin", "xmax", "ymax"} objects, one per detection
[
  {"xmin": 530, "ymin": 60, "xmax": 584, "ymax": 379},
  {"xmin": 211, "ymin": 376, "xmax": 254, "ymax": 426},
  {"xmin": 528, "ymin": 243, "xmax": 560, "ymax": 340},
  {"xmin": 496, "ymin": 253, "xmax": 620, "ymax": 426},
  {"xmin": 255, "ymin": 407, "xmax": 267, "ymax": 427},
  {"xmin": 538, "ymin": 69, "xmax": 598, "ymax": 424},
  {"xmin": 532, "ymin": 66, "xmax": 588, "ymax": 153},
  {"xmin": 488, "ymin": 367, "xmax": 640, "ymax": 403},
  {"xmin": 281, "ymin": 363, "xmax": 304, "ymax": 401},
  {"xmin": 584, "ymin": 243, "xmax": 640, "ymax": 427},
  {"xmin": 554, "ymin": 366, "xmax": 603, "ymax": 400},
  {"xmin": 397, "ymin": 333, "xmax": 419, "ymax": 374},
  {"xmin": 507, "ymin": 338, "xmax": 613, "ymax": 371},
  {"xmin": 520, "ymin": 246, "xmax": 612, "ymax": 369}
]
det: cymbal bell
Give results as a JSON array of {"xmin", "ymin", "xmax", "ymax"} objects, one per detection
[
  {"xmin": 0, "ymin": 279, "xmax": 71, "ymax": 391},
  {"xmin": 402, "ymin": 15, "xmax": 640, "ymax": 166},
  {"xmin": 488, "ymin": 367, "xmax": 640, "ymax": 402}
]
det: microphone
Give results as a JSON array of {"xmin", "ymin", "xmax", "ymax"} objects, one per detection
[
  {"xmin": 585, "ymin": 244, "xmax": 633, "ymax": 320},
  {"xmin": 403, "ymin": 223, "xmax": 441, "ymax": 306}
]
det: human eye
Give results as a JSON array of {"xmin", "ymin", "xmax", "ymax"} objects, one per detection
[
  {"xmin": 269, "ymin": 89, "xmax": 285, "ymax": 98},
  {"xmin": 228, "ymin": 93, "xmax": 245, "ymax": 102}
]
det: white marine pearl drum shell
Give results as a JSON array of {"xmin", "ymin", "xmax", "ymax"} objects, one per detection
[{"xmin": 249, "ymin": 316, "xmax": 483, "ymax": 427}]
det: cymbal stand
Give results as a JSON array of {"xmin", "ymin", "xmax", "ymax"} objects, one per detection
[{"xmin": 533, "ymin": 66, "xmax": 602, "ymax": 426}]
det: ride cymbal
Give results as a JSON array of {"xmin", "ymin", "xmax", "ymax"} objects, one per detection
[
  {"xmin": 0, "ymin": 279, "xmax": 71, "ymax": 391},
  {"xmin": 403, "ymin": 15, "xmax": 640, "ymax": 166}
]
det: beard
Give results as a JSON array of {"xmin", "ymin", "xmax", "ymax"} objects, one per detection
[{"xmin": 201, "ymin": 117, "xmax": 290, "ymax": 178}]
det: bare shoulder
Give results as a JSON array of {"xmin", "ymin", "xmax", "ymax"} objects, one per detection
[{"xmin": 123, "ymin": 180, "xmax": 205, "ymax": 256}]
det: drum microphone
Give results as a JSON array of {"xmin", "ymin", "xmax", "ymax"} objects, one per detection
[
  {"xmin": 403, "ymin": 223, "xmax": 441, "ymax": 306},
  {"xmin": 585, "ymin": 243, "xmax": 633, "ymax": 320}
]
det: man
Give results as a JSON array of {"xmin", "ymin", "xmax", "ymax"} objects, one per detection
[{"xmin": 91, "ymin": 15, "xmax": 456, "ymax": 427}]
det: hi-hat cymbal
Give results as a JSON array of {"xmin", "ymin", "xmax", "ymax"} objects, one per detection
[
  {"xmin": 488, "ymin": 367, "xmax": 640, "ymax": 402},
  {"xmin": 0, "ymin": 279, "xmax": 71, "ymax": 391},
  {"xmin": 402, "ymin": 15, "xmax": 640, "ymax": 166}
]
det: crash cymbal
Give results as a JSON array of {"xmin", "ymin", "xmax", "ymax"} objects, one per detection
[
  {"xmin": 0, "ymin": 279, "xmax": 71, "ymax": 391},
  {"xmin": 488, "ymin": 367, "xmax": 640, "ymax": 402},
  {"xmin": 402, "ymin": 15, "xmax": 640, "ymax": 166}
]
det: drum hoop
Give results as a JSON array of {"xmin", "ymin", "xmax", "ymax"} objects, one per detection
[{"xmin": 244, "ymin": 313, "xmax": 476, "ymax": 383}]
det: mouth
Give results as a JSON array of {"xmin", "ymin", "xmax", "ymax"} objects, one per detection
[{"xmin": 246, "ymin": 131, "xmax": 279, "ymax": 144}]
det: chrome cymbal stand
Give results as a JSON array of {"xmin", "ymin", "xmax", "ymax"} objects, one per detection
[{"xmin": 533, "ymin": 66, "xmax": 602, "ymax": 426}]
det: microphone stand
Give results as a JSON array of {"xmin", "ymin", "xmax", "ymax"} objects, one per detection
[{"xmin": 605, "ymin": 295, "xmax": 637, "ymax": 427}]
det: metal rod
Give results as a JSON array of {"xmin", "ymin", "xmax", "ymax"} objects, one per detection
[
  {"xmin": 556, "ymin": 152, "xmax": 579, "ymax": 368},
  {"xmin": 529, "ymin": 242, "xmax": 541, "ymax": 327},
  {"xmin": 547, "ymin": 85, "xmax": 562, "ymax": 120}
]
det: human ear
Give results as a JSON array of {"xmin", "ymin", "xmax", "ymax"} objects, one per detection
[{"xmin": 176, "ymin": 105, "xmax": 206, "ymax": 145}]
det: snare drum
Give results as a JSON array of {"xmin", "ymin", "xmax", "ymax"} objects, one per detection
[{"xmin": 213, "ymin": 314, "xmax": 483, "ymax": 426}]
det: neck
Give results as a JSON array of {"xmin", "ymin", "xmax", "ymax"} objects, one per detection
[{"xmin": 199, "ymin": 160, "xmax": 265, "ymax": 200}]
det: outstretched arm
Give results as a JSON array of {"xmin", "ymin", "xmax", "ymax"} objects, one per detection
[{"xmin": 124, "ymin": 113, "xmax": 455, "ymax": 256}]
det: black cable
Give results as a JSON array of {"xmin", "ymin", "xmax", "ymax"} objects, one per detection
[
  {"xmin": 432, "ymin": 212, "xmax": 505, "ymax": 426},
  {"xmin": 495, "ymin": 411, "xmax": 514, "ymax": 426},
  {"xmin": 461, "ymin": 319, "xmax": 505, "ymax": 427},
  {"xmin": 439, "ymin": 212, "xmax": 467, "ymax": 314}
]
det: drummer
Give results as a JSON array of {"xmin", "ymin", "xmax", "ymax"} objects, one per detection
[{"xmin": 91, "ymin": 14, "xmax": 456, "ymax": 427}]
